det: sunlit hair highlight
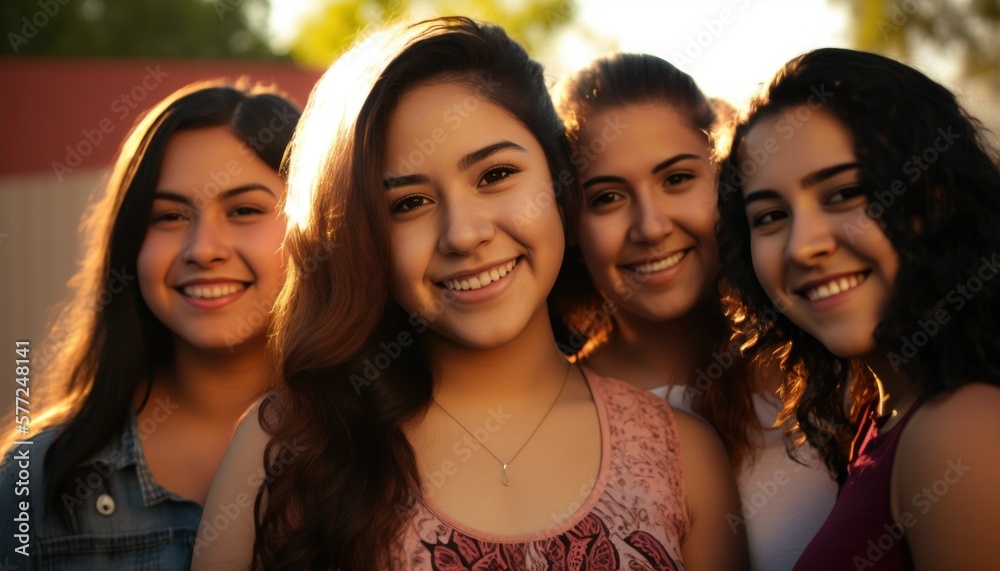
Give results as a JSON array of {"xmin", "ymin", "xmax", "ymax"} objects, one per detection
[
  {"xmin": 256, "ymin": 17, "xmax": 579, "ymax": 569},
  {"xmin": 716, "ymin": 47, "xmax": 1000, "ymax": 482}
]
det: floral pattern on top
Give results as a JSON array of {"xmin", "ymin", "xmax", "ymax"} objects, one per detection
[{"xmin": 395, "ymin": 371, "xmax": 688, "ymax": 571}]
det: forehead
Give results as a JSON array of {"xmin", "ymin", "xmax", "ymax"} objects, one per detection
[
  {"xmin": 742, "ymin": 108, "xmax": 856, "ymax": 193},
  {"xmin": 157, "ymin": 126, "xmax": 278, "ymax": 191},
  {"xmin": 382, "ymin": 82, "xmax": 540, "ymax": 175},
  {"xmin": 577, "ymin": 103, "xmax": 709, "ymax": 174}
]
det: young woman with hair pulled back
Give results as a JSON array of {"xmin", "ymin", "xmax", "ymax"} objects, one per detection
[{"xmin": 552, "ymin": 53, "xmax": 837, "ymax": 570}]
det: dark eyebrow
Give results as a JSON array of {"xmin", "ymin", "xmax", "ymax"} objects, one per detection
[
  {"xmin": 154, "ymin": 184, "xmax": 275, "ymax": 204},
  {"xmin": 383, "ymin": 174, "xmax": 430, "ymax": 191},
  {"xmin": 744, "ymin": 162, "xmax": 861, "ymax": 206},
  {"xmin": 651, "ymin": 154, "xmax": 701, "ymax": 175},
  {"xmin": 457, "ymin": 140, "xmax": 525, "ymax": 172},
  {"xmin": 743, "ymin": 189, "xmax": 783, "ymax": 207},
  {"xmin": 801, "ymin": 162, "xmax": 860, "ymax": 188},
  {"xmin": 582, "ymin": 175, "xmax": 626, "ymax": 191}
]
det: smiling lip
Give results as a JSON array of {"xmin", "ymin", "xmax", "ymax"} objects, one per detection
[
  {"xmin": 435, "ymin": 258, "xmax": 520, "ymax": 304},
  {"xmin": 438, "ymin": 258, "xmax": 519, "ymax": 292},
  {"xmin": 794, "ymin": 271, "xmax": 870, "ymax": 303},
  {"xmin": 175, "ymin": 279, "xmax": 250, "ymax": 310},
  {"xmin": 621, "ymin": 249, "xmax": 690, "ymax": 275}
]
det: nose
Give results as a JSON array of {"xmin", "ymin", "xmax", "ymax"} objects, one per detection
[
  {"xmin": 437, "ymin": 193, "xmax": 494, "ymax": 255},
  {"xmin": 785, "ymin": 209, "xmax": 836, "ymax": 266},
  {"xmin": 182, "ymin": 214, "xmax": 231, "ymax": 267},
  {"xmin": 627, "ymin": 189, "xmax": 675, "ymax": 244}
]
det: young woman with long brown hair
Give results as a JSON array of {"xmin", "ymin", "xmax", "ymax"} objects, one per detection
[
  {"xmin": 194, "ymin": 17, "xmax": 747, "ymax": 571},
  {"xmin": 0, "ymin": 80, "xmax": 300, "ymax": 569}
]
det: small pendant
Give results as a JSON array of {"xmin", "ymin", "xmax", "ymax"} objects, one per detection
[{"xmin": 501, "ymin": 463, "xmax": 511, "ymax": 486}]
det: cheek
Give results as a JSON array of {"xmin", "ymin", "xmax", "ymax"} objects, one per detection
[
  {"xmin": 750, "ymin": 235, "xmax": 784, "ymax": 297},
  {"xmin": 387, "ymin": 229, "xmax": 427, "ymax": 306},
  {"xmin": 136, "ymin": 235, "xmax": 169, "ymax": 292},
  {"xmin": 577, "ymin": 213, "xmax": 624, "ymax": 270},
  {"xmin": 242, "ymin": 222, "xmax": 286, "ymax": 281}
]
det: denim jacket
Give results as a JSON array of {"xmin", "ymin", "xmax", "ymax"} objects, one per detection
[{"xmin": 1, "ymin": 408, "xmax": 202, "ymax": 570}]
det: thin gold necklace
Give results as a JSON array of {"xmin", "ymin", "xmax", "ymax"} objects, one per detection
[{"xmin": 432, "ymin": 362, "xmax": 572, "ymax": 486}]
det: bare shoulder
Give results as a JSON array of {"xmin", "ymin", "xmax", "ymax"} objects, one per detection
[
  {"xmin": 192, "ymin": 397, "xmax": 276, "ymax": 570},
  {"xmin": 906, "ymin": 383, "xmax": 1000, "ymax": 443},
  {"xmin": 893, "ymin": 383, "xmax": 1000, "ymax": 569},
  {"xmin": 672, "ymin": 407, "xmax": 726, "ymax": 452}
]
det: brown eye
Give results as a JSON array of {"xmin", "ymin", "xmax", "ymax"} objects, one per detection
[
  {"xmin": 391, "ymin": 194, "xmax": 431, "ymax": 214},
  {"xmin": 588, "ymin": 191, "xmax": 622, "ymax": 208},
  {"xmin": 479, "ymin": 165, "xmax": 519, "ymax": 187}
]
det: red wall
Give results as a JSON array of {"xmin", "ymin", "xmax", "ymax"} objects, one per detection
[{"xmin": 0, "ymin": 57, "xmax": 322, "ymax": 177}]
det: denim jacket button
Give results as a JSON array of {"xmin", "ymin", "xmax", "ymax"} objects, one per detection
[{"xmin": 96, "ymin": 493, "xmax": 116, "ymax": 515}]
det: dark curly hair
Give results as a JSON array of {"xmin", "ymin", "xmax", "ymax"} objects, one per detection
[{"xmin": 716, "ymin": 47, "xmax": 1000, "ymax": 484}]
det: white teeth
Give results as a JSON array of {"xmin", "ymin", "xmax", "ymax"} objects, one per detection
[
  {"xmin": 182, "ymin": 283, "xmax": 246, "ymax": 299},
  {"xmin": 443, "ymin": 259, "xmax": 518, "ymax": 291},
  {"xmin": 632, "ymin": 251, "xmax": 686, "ymax": 274},
  {"xmin": 804, "ymin": 273, "xmax": 867, "ymax": 301}
]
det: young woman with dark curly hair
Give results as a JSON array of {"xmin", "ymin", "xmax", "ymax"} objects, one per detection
[
  {"xmin": 194, "ymin": 17, "xmax": 746, "ymax": 571},
  {"xmin": 716, "ymin": 47, "xmax": 1000, "ymax": 569}
]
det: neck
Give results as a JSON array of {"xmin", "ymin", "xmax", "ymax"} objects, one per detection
[
  {"xmin": 147, "ymin": 336, "xmax": 273, "ymax": 422},
  {"xmin": 600, "ymin": 302, "xmax": 718, "ymax": 388},
  {"xmin": 427, "ymin": 308, "xmax": 567, "ymax": 406}
]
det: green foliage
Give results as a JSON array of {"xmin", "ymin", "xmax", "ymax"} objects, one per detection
[
  {"xmin": 834, "ymin": 0, "xmax": 999, "ymax": 83},
  {"xmin": 289, "ymin": 0, "xmax": 577, "ymax": 68},
  {"xmin": 3, "ymin": 0, "xmax": 275, "ymax": 58}
]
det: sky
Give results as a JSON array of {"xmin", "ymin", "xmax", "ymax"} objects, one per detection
[
  {"xmin": 267, "ymin": 0, "xmax": 852, "ymax": 107},
  {"xmin": 265, "ymin": 0, "xmax": 996, "ymax": 128}
]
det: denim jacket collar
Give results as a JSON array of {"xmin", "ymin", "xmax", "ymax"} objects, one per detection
[{"xmin": 80, "ymin": 406, "xmax": 193, "ymax": 508}]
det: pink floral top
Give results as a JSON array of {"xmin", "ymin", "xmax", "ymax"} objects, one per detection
[{"xmin": 394, "ymin": 369, "xmax": 689, "ymax": 570}]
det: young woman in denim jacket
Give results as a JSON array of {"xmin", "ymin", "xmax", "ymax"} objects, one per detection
[{"xmin": 0, "ymin": 80, "xmax": 300, "ymax": 570}]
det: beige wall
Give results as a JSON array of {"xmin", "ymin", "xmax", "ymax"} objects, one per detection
[{"xmin": 1, "ymin": 168, "xmax": 107, "ymax": 417}]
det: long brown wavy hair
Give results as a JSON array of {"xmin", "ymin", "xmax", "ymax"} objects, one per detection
[
  {"xmin": 0, "ymin": 80, "xmax": 301, "ymax": 516},
  {"xmin": 254, "ymin": 17, "xmax": 580, "ymax": 570},
  {"xmin": 551, "ymin": 53, "xmax": 759, "ymax": 471},
  {"xmin": 716, "ymin": 48, "xmax": 1000, "ymax": 483}
]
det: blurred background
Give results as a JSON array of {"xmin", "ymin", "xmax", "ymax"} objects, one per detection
[{"xmin": 1, "ymin": 0, "xmax": 998, "ymax": 414}]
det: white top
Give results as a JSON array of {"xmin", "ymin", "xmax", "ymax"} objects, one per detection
[
  {"xmin": 648, "ymin": 384, "xmax": 704, "ymax": 421},
  {"xmin": 649, "ymin": 386, "xmax": 837, "ymax": 571}
]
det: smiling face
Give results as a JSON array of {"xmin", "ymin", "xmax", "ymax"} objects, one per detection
[
  {"xmin": 137, "ymin": 126, "xmax": 287, "ymax": 353},
  {"xmin": 741, "ymin": 108, "xmax": 899, "ymax": 358},
  {"xmin": 382, "ymin": 82, "xmax": 565, "ymax": 349},
  {"xmin": 575, "ymin": 103, "xmax": 719, "ymax": 322}
]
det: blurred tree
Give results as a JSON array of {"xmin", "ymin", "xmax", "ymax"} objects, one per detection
[
  {"xmin": 835, "ymin": 0, "xmax": 999, "ymax": 85},
  {"xmin": 3, "ymin": 0, "xmax": 274, "ymax": 58},
  {"xmin": 289, "ymin": 0, "xmax": 577, "ymax": 67}
]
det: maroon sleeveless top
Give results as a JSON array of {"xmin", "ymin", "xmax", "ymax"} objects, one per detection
[{"xmin": 793, "ymin": 399, "xmax": 922, "ymax": 570}]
